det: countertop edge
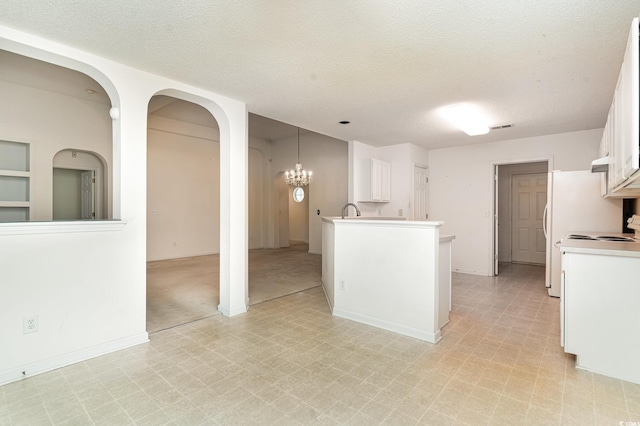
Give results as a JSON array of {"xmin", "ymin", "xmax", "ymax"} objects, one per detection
[
  {"xmin": 561, "ymin": 240, "xmax": 640, "ymax": 257},
  {"xmin": 322, "ymin": 216, "xmax": 445, "ymax": 227}
]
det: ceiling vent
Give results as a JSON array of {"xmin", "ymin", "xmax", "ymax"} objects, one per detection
[{"xmin": 489, "ymin": 124, "xmax": 514, "ymax": 130}]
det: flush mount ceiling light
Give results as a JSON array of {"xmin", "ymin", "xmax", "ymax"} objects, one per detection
[
  {"xmin": 284, "ymin": 127, "xmax": 313, "ymax": 187},
  {"xmin": 439, "ymin": 103, "xmax": 490, "ymax": 136}
]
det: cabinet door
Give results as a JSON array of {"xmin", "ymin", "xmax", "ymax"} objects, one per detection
[
  {"xmin": 612, "ymin": 18, "xmax": 639, "ymax": 188},
  {"xmin": 621, "ymin": 19, "xmax": 639, "ymax": 179},
  {"xmin": 357, "ymin": 159, "xmax": 391, "ymax": 202},
  {"xmin": 371, "ymin": 159, "xmax": 382, "ymax": 201},
  {"xmin": 380, "ymin": 161, "xmax": 391, "ymax": 202}
]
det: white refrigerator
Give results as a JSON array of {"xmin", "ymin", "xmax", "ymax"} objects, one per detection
[{"xmin": 544, "ymin": 170, "xmax": 623, "ymax": 297}]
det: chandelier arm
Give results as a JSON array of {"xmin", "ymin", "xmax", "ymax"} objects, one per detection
[{"xmin": 297, "ymin": 127, "xmax": 300, "ymax": 163}]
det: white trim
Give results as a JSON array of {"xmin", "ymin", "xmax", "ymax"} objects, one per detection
[
  {"xmin": 217, "ymin": 303, "xmax": 248, "ymax": 317},
  {"xmin": 491, "ymin": 157, "xmax": 553, "ymax": 276},
  {"xmin": 323, "ymin": 217, "xmax": 443, "ymax": 229},
  {"xmin": 321, "ymin": 281, "xmax": 334, "ymax": 312},
  {"xmin": 0, "ymin": 220, "xmax": 126, "ymax": 236},
  {"xmin": 0, "ymin": 201, "xmax": 30, "ymax": 208},
  {"xmin": 332, "ymin": 307, "xmax": 442, "ymax": 344},
  {"xmin": 0, "ymin": 332, "xmax": 148, "ymax": 386},
  {"xmin": 452, "ymin": 267, "xmax": 486, "ymax": 275},
  {"xmin": 0, "ymin": 169, "xmax": 29, "ymax": 177}
]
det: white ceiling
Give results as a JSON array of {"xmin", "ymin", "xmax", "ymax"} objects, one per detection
[{"xmin": 1, "ymin": 1, "xmax": 638, "ymax": 149}]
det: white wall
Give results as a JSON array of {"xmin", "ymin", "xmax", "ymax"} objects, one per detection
[
  {"xmin": 350, "ymin": 141, "xmax": 429, "ymax": 219},
  {"xmin": 147, "ymin": 114, "xmax": 220, "ymax": 260},
  {"xmin": 0, "ymin": 25, "xmax": 249, "ymax": 385},
  {"xmin": 429, "ymin": 129, "xmax": 602, "ymax": 275},
  {"xmin": 271, "ymin": 131, "xmax": 348, "ymax": 254},
  {"xmin": 248, "ymin": 141, "xmax": 273, "ymax": 249},
  {"xmin": 146, "ymin": 109, "xmax": 273, "ymax": 259},
  {"xmin": 288, "ymin": 186, "xmax": 309, "ymax": 243}
]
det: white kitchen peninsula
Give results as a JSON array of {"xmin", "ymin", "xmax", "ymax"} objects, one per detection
[{"xmin": 321, "ymin": 217, "xmax": 454, "ymax": 343}]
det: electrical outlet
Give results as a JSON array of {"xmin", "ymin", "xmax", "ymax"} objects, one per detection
[
  {"xmin": 23, "ymin": 315, "xmax": 39, "ymax": 334},
  {"xmin": 339, "ymin": 279, "xmax": 346, "ymax": 291},
  {"xmin": 398, "ymin": 209, "xmax": 403, "ymax": 216}
]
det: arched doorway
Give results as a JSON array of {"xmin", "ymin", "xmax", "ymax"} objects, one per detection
[
  {"xmin": 146, "ymin": 95, "xmax": 221, "ymax": 333},
  {"xmin": 52, "ymin": 149, "xmax": 107, "ymax": 220}
]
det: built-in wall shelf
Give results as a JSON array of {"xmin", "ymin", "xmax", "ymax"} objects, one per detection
[
  {"xmin": 0, "ymin": 140, "xmax": 31, "ymax": 222},
  {"xmin": 0, "ymin": 169, "xmax": 30, "ymax": 178},
  {"xmin": 0, "ymin": 201, "xmax": 30, "ymax": 208}
]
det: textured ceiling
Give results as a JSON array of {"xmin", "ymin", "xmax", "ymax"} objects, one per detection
[{"xmin": 1, "ymin": 1, "xmax": 638, "ymax": 149}]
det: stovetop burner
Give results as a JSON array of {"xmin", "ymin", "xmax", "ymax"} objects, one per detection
[
  {"xmin": 566, "ymin": 234, "xmax": 638, "ymax": 243},
  {"xmin": 597, "ymin": 236, "xmax": 637, "ymax": 242},
  {"xmin": 567, "ymin": 234, "xmax": 597, "ymax": 240}
]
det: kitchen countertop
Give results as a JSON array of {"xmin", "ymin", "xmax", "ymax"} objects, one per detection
[
  {"xmin": 561, "ymin": 235, "xmax": 640, "ymax": 258},
  {"xmin": 321, "ymin": 217, "xmax": 453, "ymax": 243}
]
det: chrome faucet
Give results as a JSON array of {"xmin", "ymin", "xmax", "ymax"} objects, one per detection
[{"xmin": 341, "ymin": 203, "xmax": 361, "ymax": 219}]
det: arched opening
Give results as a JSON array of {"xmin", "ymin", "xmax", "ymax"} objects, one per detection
[
  {"xmin": 0, "ymin": 49, "xmax": 115, "ymax": 222},
  {"xmin": 146, "ymin": 95, "xmax": 221, "ymax": 333},
  {"xmin": 52, "ymin": 149, "xmax": 107, "ymax": 220}
]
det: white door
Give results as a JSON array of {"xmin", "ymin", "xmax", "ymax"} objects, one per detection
[
  {"xmin": 511, "ymin": 173, "xmax": 547, "ymax": 264},
  {"xmin": 413, "ymin": 165, "xmax": 428, "ymax": 220},
  {"xmin": 80, "ymin": 170, "xmax": 95, "ymax": 220}
]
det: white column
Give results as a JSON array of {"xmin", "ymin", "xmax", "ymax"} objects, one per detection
[{"xmin": 218, "ymin": 104, "xmax": 249, "ymax": 316}]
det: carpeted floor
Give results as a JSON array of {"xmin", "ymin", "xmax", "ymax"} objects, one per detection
[{"xmin": 146, "ymin": 243, "xmax": 320, "ymax": 333}]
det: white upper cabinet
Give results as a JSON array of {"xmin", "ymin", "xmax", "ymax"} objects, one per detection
[
  {"xmin": 357, "ymin": 158, "xmax": 391, "ymax": 202},
  {"xmin": 604, "ymin": 18, "xmax": 640, "ymax": 196}
]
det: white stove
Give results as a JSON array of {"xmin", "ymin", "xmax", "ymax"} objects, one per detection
[
  {"xmin": 559, "ymin": 214, "xmax": 640, "ymax": 384},
  {"xmin": 563, "ymin": 214, "xmax": 640, "ymax": 245}
]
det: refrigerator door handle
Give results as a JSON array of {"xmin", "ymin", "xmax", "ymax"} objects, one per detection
[{"xmin": 543, "ymin": 204, "xmax": 549, "ymax": 239}]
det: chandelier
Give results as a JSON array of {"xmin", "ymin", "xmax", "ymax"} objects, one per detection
[{"xmin": 285, "ymin": 127, "xmax": 313, "ymax": 187}]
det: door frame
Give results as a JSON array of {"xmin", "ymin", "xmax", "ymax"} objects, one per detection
[{"xmin": 490, "ymin": 157, "xmax": 552, "ymax": 276}]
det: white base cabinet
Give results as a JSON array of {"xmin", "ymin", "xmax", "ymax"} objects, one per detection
[
  {"xmin": 321, "ymin": 217, "xmax": 453, "ymax": 343},
  {"xmin": 561, "ymin": 246, "xmax": 640, "ymax": 384}
]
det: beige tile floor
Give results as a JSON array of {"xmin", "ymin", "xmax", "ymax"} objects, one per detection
[
  {"xmin": 147, "ymin": 243, "xmax": 321, "ymax": 333},
  {"xmin": 2, "ymin": 262, "xmax": 640, "ymax": 425}
]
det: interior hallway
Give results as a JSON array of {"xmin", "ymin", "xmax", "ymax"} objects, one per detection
[
  {"xmin": 3, "ymin": 263, "xmax": 639, "ymax": 425},
  {"xmin": 147, "ymin": 243, "xmax": 321, "ymax": 333}
]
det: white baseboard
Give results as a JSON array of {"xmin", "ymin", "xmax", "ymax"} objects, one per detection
[
  {"xmin": 0, "ymin": 332, "xmax": 149, "ymax": 386},
  {"xmin": 218, "ymin": 303, "xmax": 248, "ymax": 317},
  {"xmin": 453, "ymin": 268, "xmax": 489, "ymax": 276},
  {"xmin": 332, "ymin": 308, "xmax": 441, "ymax": 344}
]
